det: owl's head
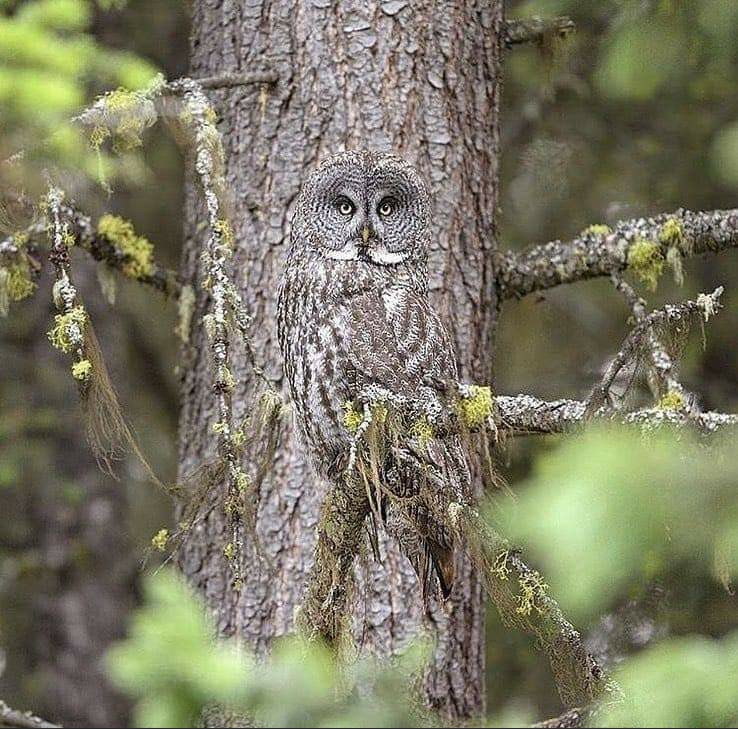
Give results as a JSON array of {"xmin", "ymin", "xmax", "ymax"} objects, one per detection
[{"xmin": 292, "ymin": 150, "xmax": 430, "ymax": 266}]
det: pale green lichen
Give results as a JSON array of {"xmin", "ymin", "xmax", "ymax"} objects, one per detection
[
  {"xmin": 214, "ymin": 218, "xmax": 235, "ymax": 249},
  {"xmin": 234, "ymin": 466, "xmax": 250, "ymax": 492},
  {"xmin": 492, "ymin": 549, "xmax": 511, "ymax": 580},
  {"xmin": 583, "ymin": 223, "xmax": 612, "ymax": 237},
  {"xmin": 97, "ymin": 214, "xmax": 154, "ymax": 279},
  {"xmin": 151, "ymin": 528, "xmax": 169, "ymax": 552},
  {"xmin": 516, "ymin": 569, "xmax": 548, "ymax": 617},
  {"xmin": 342, "ymin": 401, "xmax": 364, "ymax": 433},
  {"xmin": 99, "ymin": 87, "xmax": 151, "ymax": 151},
  {"xmin": 219, "ymin": 365, "xmax": 236, "ymax": 391},
  {"xmin": 659, "ymin": 390, "xmax": 685, "ymax": 411},
  {"xmin": 0, "ymin": 260, "xmax": 37, "ymax": 308},
  {"xmin": 457, "ymin": 385, "xmax": 493, "ymax": 429},
  {"xmin": 71, "ymin": 359, "xmax": 92, "ymax": 381},
  {"xmin": 410, "ymin": 415, "xmax": 434, "ymax": 446},
  {"xmin": 658, "ymin": 218, "xmax": 685, "ymax": 249},
  {"xmin": 212, "ymin": 420, "xmax": 227, "ymax": 435},
  {"xmin": 47, "ymin": 305, "xmax": 86, "ymax": 353},
  {"xmin": 223, "ymin": 542, "xmax": 235, "ymax": 560},
  {"xmin": 628, "ymin": 238, "xmax": 664, "ymax": 291}
]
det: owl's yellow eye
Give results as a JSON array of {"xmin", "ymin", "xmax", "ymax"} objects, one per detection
[
  {"xmin": 377, "ymin": 197, "xmax": 396, "ymax": 217},
  {"xmin": 336, "ymin": 197, "xmax": 355, "ymax": 216}
]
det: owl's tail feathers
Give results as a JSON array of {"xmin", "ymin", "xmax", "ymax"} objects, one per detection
[{"xmin": 429, "ymin": 542, "xmax": 454, "ymax": 600}]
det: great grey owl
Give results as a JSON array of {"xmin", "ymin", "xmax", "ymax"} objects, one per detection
[{"xmin": 277, "ymin": 150, "xmax": 471, "ymax": 600}]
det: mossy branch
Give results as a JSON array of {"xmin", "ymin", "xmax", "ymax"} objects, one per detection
[
  {"xmin": 0, "ymin": 700, "xmax": 59, "ymax": 729},
  {"xmin": 497, "ymin": 209, "xmax": 738, "ymax": 300},
  {"xmin": 503, "ymin": 16, "xmax": 575, "ymax": 48}
]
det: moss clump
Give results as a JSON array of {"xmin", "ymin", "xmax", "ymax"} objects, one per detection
[
  {"xmin": 457, "ymin": 385, "xmax": 493, "ymax": 429},
  {"xmin": 97, "ymin": 214, "xmax": 154, "ymax": 279},
  {"xmin": 658, "ymin": 218, "xmax": 685, "ymax": 248},
  {"xmin": 659, "ymin": 390, "xmax": 685, "ymax": 411},
  {"xmin": 628, "ymin": 238, "xmax": 664, "ymax": 291},
  {"xmin": 342, "ymin": 401, "xmax": 364, "ymax": 433},
  {"xmin": 583, "ymin": 224, "xmax": 612, "ymax": 237},
  {"xmin": 71, "ymin": 359, "xmax": 92, "ymax": 381},
  {"xmin": 151, "ymin": 528, "xmax": 169, "ymax": 552},
  {"xmin": 48, "ymin": 305, "xmax": 86, "ymax": 353},
  {"xmin": 1, "ymin": 261, "xmax": 37, "ymax": 302},
  {"xmin": 410, "ymin": 416, "xmax": 434, "ymax": 447},
  {"xmin": 516, "ymin": 569, "xmax": 548, "ymax": 617}
]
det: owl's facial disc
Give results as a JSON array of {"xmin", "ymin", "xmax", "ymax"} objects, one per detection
[{"xmin": 303, "ymin": 153, "xmax": 430, "ymax": 267}]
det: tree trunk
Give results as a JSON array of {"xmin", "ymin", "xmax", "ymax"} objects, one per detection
[{"xmin": 178, "ymin": 0, "xmax": 502, "ymax": 720}]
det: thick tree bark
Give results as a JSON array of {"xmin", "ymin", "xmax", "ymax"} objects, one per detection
[{"xmin": 178, "ymin": 1, "xmax": 502, "ymax": 720}]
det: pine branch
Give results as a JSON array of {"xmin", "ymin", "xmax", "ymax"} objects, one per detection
[
  {"xmin": 197, "ymin": 70, "xmax": 279, "ymax": 89},
  {"xmin": 0, "ymin": 701, "xmax": 59, "ymax": 729},
  {"xmin": 503, "ymin": 16, "xmax": 575, "ymax": 48},
  {"xmin": 497, "ymin": 208, "xmax": 738, "ymax": 300}
]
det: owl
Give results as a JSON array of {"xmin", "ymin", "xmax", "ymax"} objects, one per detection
[{"xmin": 277, "ymin": 150, "xmax": 470, "ymax": 600}]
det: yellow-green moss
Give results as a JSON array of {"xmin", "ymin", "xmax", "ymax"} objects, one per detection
[
  {"xmin": 223, "ymin": 541, "xmax": 235, "ymax": 560},
  {"xmin": 410, "ymin": 416, "xmax": 434, "ymax": 447},
  {"xmin": 71, "ymin": 359, "xmax": 92, "ymax": 381},
  {"xmin": 103, "ymin": 88, "xmax": 148, "ymax": 151},
  {"xmin": 627, "ymin": 238, "xmax": 664, "ymax": 291},
  {"xmin": 151, "ymin": 528, "xmax": 169, "ymax": 552},
  {"xmin": 97, "ymin": 214, "xmax": 154, "ymax": 279},
  {"xmin": 48, "ymin": 305, "xmax": 86, "ymax": 353},
  {"xmin": 658, "ymin": 218, "xmax": 685, "ymax": 249},
  {"xmin": 342, "ymin": 401, "xmax": 364, "ymax": 433},
  {"xmin": 2, "ymin": 261, "xmax": 37, "ymax": 302},
  {"xmin": 583, "ymin": 224, "xmax": 612, "ymax": 237},
  {"xmin": 457, "ymin": 385, "xmax": 493, "ymax": 429},
  {"xmin": 658, "ymin": 390, "xmax": 685, "ymax": 411}
]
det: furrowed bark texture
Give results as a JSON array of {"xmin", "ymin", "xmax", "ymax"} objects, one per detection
[{"xmin": 178, "ymin": 0, "xmax": 502, "ymax": 720}]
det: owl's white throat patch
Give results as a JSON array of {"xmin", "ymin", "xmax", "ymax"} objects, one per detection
[{"xmin": 324, "ymin": 242, "xmax": 408, "ymax": 266}]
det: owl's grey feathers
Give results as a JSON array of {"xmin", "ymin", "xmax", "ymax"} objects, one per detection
[{"xmin": 277, "ymin": 150, "xmax": 469, "ymax": 601}]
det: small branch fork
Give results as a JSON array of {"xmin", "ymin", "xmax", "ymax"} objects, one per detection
[
  {"xmin": 497, "ymin": 208, "xmax": 738, "ymax": 300},
  {"xmin": 0, "ymin": 701, "xmax": 59, "ymax": 729}
]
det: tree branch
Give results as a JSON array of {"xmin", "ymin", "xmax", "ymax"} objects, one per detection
[
  {"xmin": 503, "ymin": 16, "xmax": 575, "ymax": 48},
  {"xmin": 497, "ymin": 208, "xmax": 738, "ymax": 300},
  {"xmin": 532, "ymin": 706, "xmax": 590, "ymax": 728},
  {"xmin": 197, "ymin": 70, "xmax": 279, "ymax": 89},
  {"xmin": 0, "ymin": 701, "xmax": 59, "ymax": 729},
  {"xmin": 495, "ymin": 394, "xmax": 738, "ymax": 435},
  {"xmin": 0, "ymin": 204, "xmax": 182, "ymax": 299}
]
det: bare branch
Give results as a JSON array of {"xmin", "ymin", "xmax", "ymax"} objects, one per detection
[
  {"xmin": 197, "ymin": 70, "xmax": 279, "ymax": 89},
  {"xmin": 0, "ymin": 701, "xmax": 59, "ymax": 729},
  {"xmin": 503, "ymin": 16, "xmax": 575, "ymax": 48},
  {"xmin": 497, "ymin": 208, "xmax": 738, "ymax": 300},
  {"xmin": 496, "ymin": 394, "xmax": 738, "ymax": 436},
  {"xmin": 532, "ymin": 706, "xmax": 589, "ymax": 728}
]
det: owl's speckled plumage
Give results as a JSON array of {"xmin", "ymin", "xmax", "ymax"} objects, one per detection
[{"xmin": 277, "ymin": 150, "xmax": 470, "ymax": 599}]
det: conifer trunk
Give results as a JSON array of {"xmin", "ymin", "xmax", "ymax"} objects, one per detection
[{"xmin": 178, "ymin": 1, "xmax": 503, "ymax": 719}]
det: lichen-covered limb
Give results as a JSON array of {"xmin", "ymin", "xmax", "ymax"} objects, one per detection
[
  {"xmin": 497, "ymin": 208, "xmax": 738, "ymax": 300},
  {"xmin": 298, "ymin": 480, "xmax": 370, "ymax": 647},
  {"xmin": 585, "ymin": 287, "xmax": 723, "ymax": 414},
  {"xmin": 495, "ymin": 394, "xmax": 738, "ymax": 435},
  {"xmin": 532, "ymin": 706, "xmax": 590, "ymax": 728},
  {"xmin": 503, "ymin": 16, "xmax": 575, "ymax": 48},
  {"xmin": 0, "ymin": 204, "xmax": 181, "ymax": 299},
  {"xmin": 459, "ymin": 510, "xmax": 611, "ymax": 707},
  {"xmin": 0, "ymin": 700, "xmax": 60, "ymax": 729},
  {"xmin": 610, "ymin": 274, "xmax": 690, "ymax": 404}
]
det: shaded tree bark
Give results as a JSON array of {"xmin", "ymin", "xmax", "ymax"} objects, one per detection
[{"xmin": 178, "ymin": 0, "xmax": 502, "ymax": 720}]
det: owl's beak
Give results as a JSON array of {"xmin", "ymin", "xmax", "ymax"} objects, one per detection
[{"xmin": 361, "ymin": 225, "xmax": 373, "ymax": 244}]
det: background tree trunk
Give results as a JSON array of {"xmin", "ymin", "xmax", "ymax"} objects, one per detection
[{"xmin": 178, "ymin": 0, "xmax": 502, "ymax": 719}]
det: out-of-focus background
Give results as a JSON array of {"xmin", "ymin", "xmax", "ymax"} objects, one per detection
[{"xmin": 0, "ymin": 1, "xmax": 736, "ymax": 726}]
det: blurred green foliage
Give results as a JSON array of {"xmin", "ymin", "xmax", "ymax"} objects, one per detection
[
  {"xmin": 108, "ymin": 570, "xmax": 437, "ymax": 728},
  {"xmin": 0, "ymin": 0, "xmax": 157, "ymax": 197}
]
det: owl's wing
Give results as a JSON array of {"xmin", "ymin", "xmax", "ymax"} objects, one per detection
[
  {"xmin": 345, "ymin": 286, "xmax": 458, "ymax": 397},
  {"xmin": 345, "ymin": 286, "xmax": 465, "ymax": 600}
]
